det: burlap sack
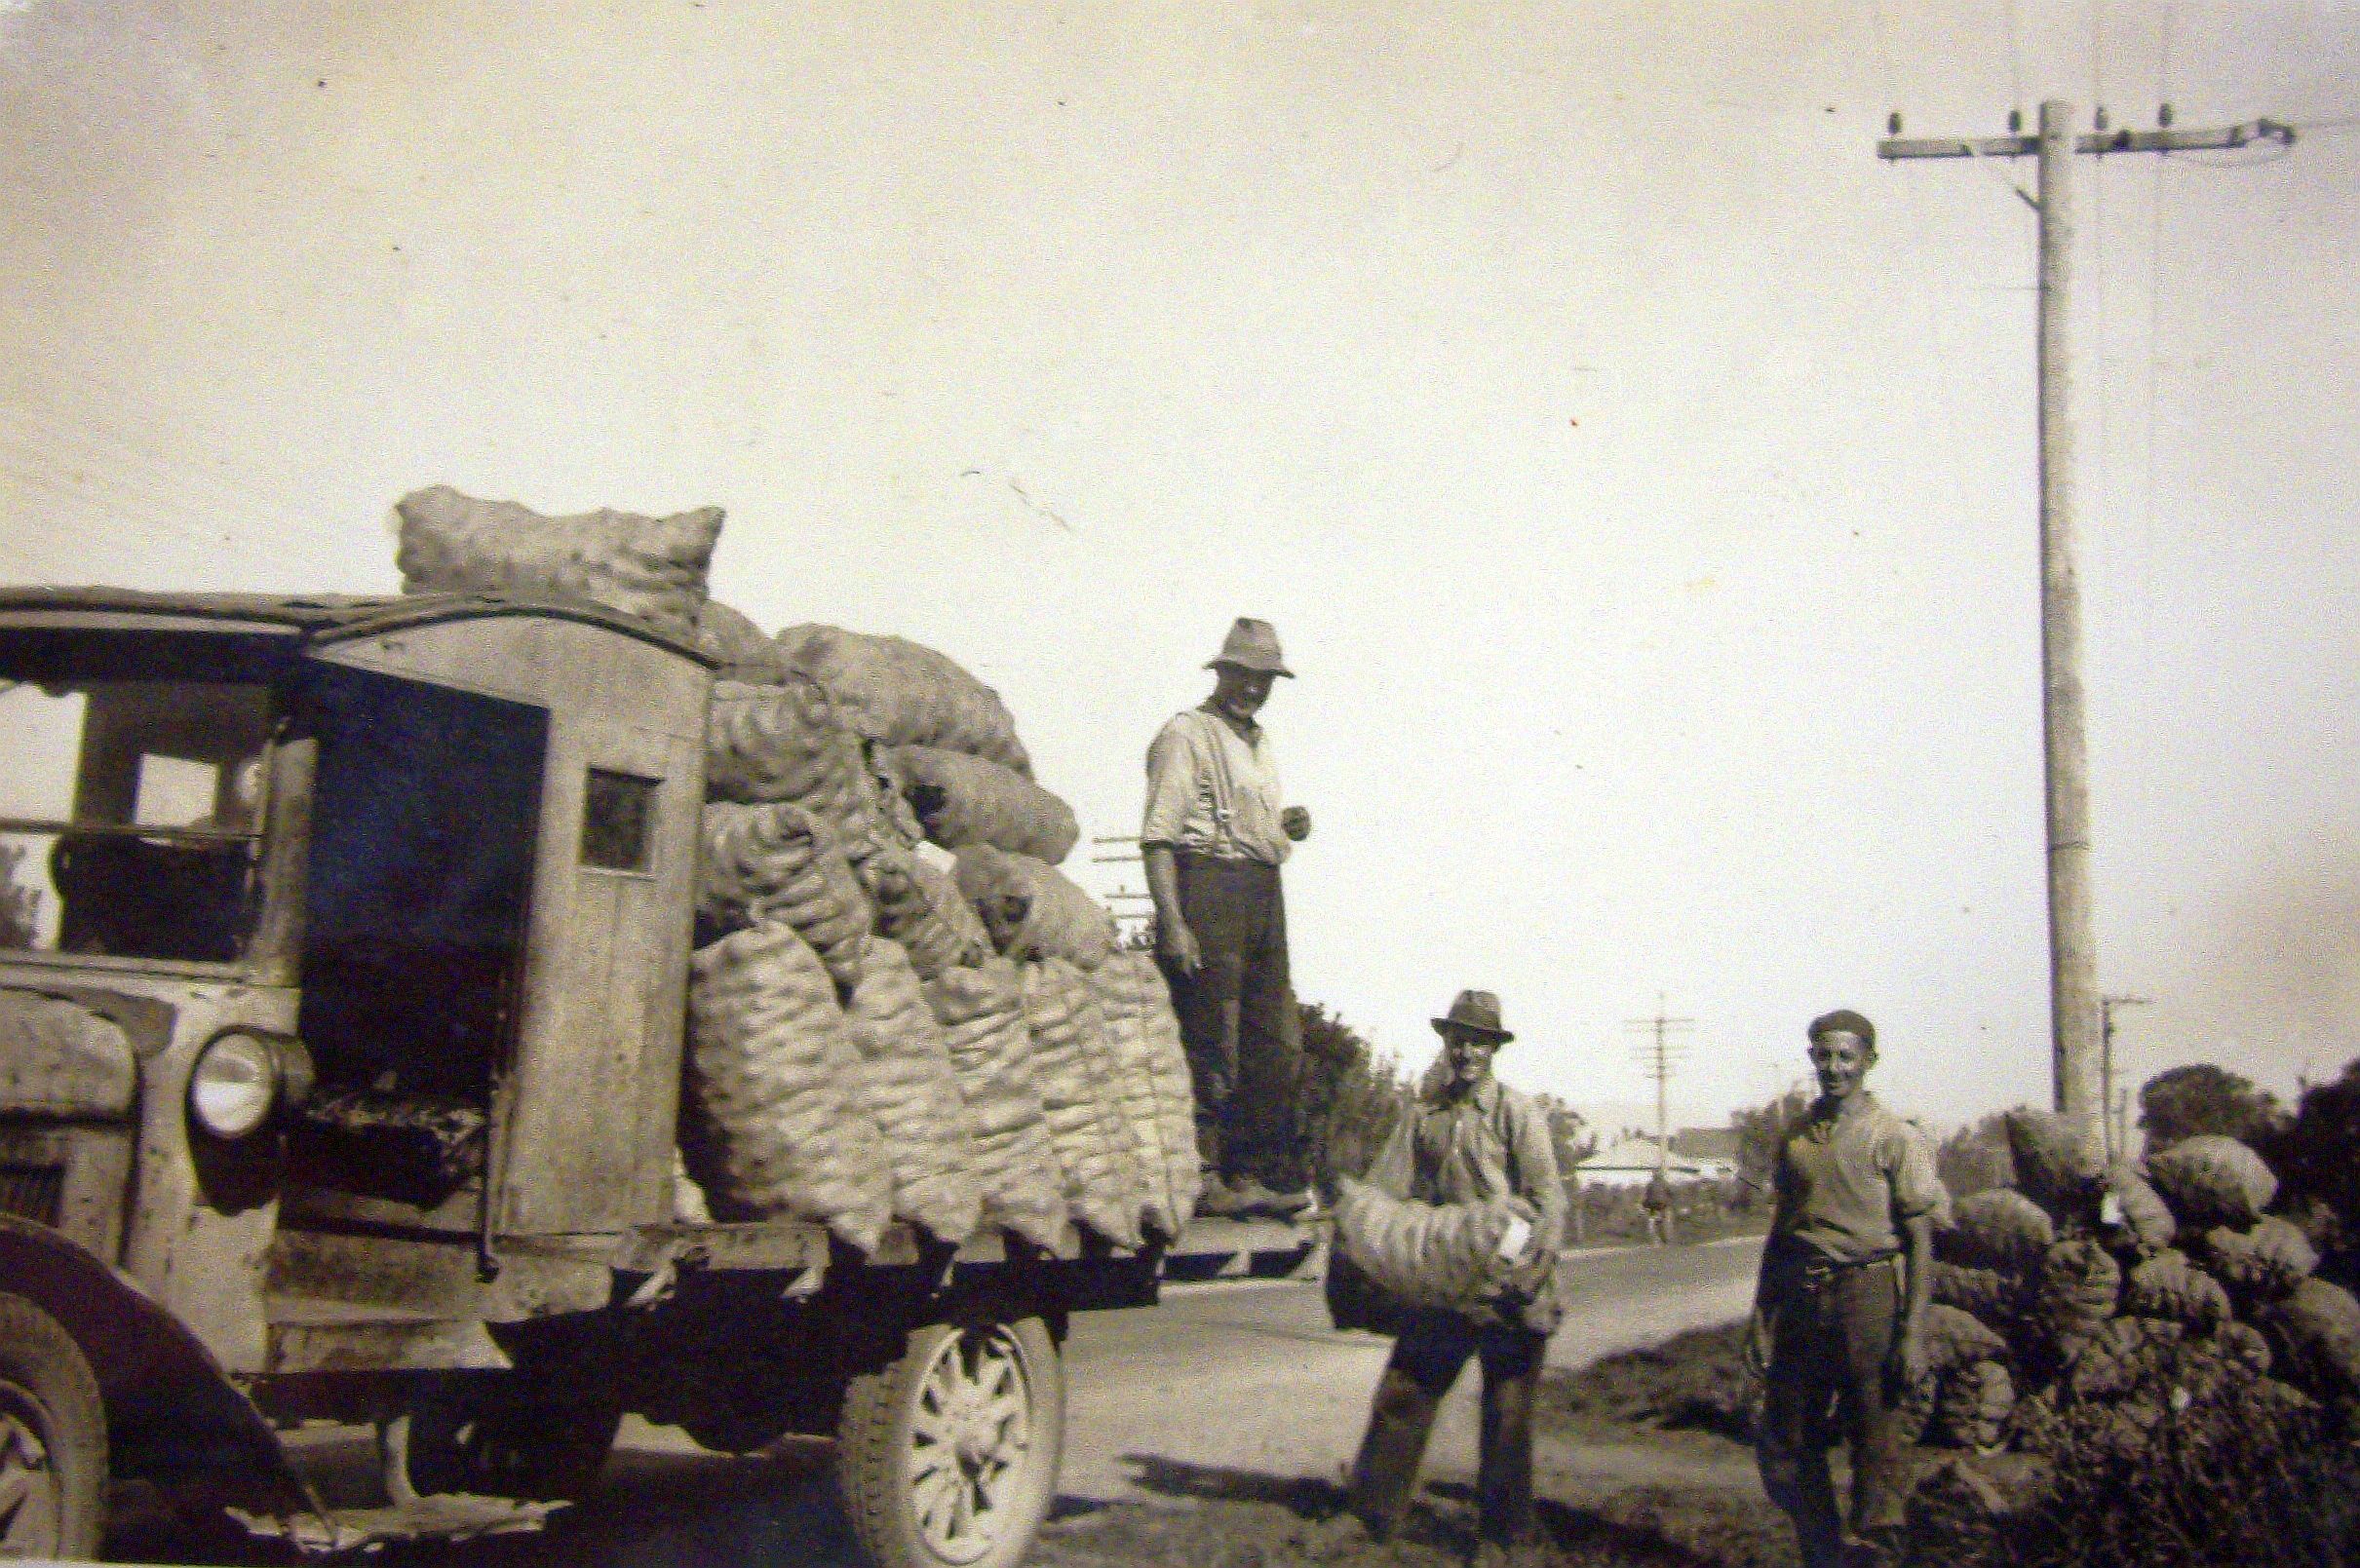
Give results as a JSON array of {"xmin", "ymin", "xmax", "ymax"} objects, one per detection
[
  {"xmin": 1087, "ymin": 954, "xmax": 1177, "ymax": 1240},
  {"xmin": 1929, "ymin": 1360, "xmax": 2016, "ymax": 1451},
  {"xmin": 2202, "ymin": 1217, "xmax": 2319, "ymax": 1306},
  {"xmin": 922, "ymin": 958, "xmax": 1068, "ymax": 1251},
  {"xmin": 843, "ymin": 938, "xmax": 983, "ymax": 1243},
  {"xmin": 2121, "ymin": 1249, "xmax": 2232, "ymax": 1331},
  {"xmin": 861, "ymin": 845, "xmax": 992, "ymax": 980},
  {"xmin": 2064, "ymin": 1316, "xmax": 2185, "ymax": 1403},
  {"xmin": 2218, "ymin": 1319, "xmax": 2275, "ymax": 1381},
  {"xmin": 1938, "ymin": 1189, "xmax": 2055, "ymax": 1274},
  {"xmin": 1924, "ymin": 1303, "xmax": 2011, "ymax": 1376},
  {"xmin": 1332, "ymin": 1179, "xmax": 1545, "ymax": 1317},
  {"xmin": 706, "ymin": 677, "xmax": 907, "ymax": 864},
  {"xmin": 393, "ymin": 483, "xmax": 720, "ymax": 637},
  {"xmin": 1021, "ymin": 958, "xmax": 1145, "ymax": 1247},
  {"xmin": 955, "ymin": 844, "xmax": 1117, "ymax": 972},
  {"xmin": 1931, "ymin": 1263, "xmax": 2023, "ymax": 1329},
  {"xmin": 1124, "ymin": 951, "xmax": 1203, "ymax": 1231},
  {"xmin": 2147, "ymin": 1135, "xmax": 2278, "ymax": 1230},
  {"xmin": 679, "ymin": 923, "xmax": 889, "ymax": 1251},
  {"xmin": 694, "ymin": 599, "xmax": 786, "ymax": 676},
  {"xmin": 2259, "ymin": 1277, "xmax": 2360, "ymax": 1404},
  {"xmin": 697, "ymin": 801, "xmax": 872, "ymax": 988},
  {"xmin": 2004, "ymin": 1108, "xmax": 2109, "ymax": 1214},
  {"xmin": 2103, "ymin": 1161, "xmax": 2177, "ymax": 1257},
  {"xmin": 778, "ymin": 624, "xmax": 1031, "ymax": 776},
  {"xmin": 891, "ymin": 745, "xmax": 1080, "ymax": 864},
  {"xmin": 2028, "ymin": 1239, "xmax": 2121, "ymax": 1364}
]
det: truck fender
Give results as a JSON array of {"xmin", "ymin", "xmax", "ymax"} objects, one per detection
[{"xmin": 0, "ymin": 1213, "xmax": 318, "ymax": 1518}]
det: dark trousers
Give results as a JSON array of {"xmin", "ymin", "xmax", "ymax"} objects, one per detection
[
  {"xmin": 1756, "ymin": 1255, "xmax": 1909, "ymax": 1568},
  {"xmin": 1344, "ymin": 1311, "xmax": 1545, "ymax": 1548},
  {"xmin": 1156, "ymin": 852, "xmax": 1301, "ymax": 1185}
]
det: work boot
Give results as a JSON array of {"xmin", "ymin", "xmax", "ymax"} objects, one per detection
[{"xmin": 1194, "ymin": 1172, "xmax": 1254, "ymax": 1219}]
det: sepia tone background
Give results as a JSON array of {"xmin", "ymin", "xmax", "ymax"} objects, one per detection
[{"xmin": 3, "ymin": 0, "xmax": 2354, "ymax": 1132}]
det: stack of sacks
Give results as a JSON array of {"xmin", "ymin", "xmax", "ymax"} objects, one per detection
[
  {"xmin": 1087, "ymin": 956, "xmax": 1176, "ymax": 1240},
  {"xmin": 678, "ymin": 923, "xmax": 889, "ymax": 1252},
  {"xmin": 861, "ymin": 845, "xmax": 992, "ymax": 980},
  {"xmin": 923, "ymin": 958, "xmax": 1069, "ymax": 1250},
  {"xmin": 707, "ymin": 677, "xmax": 907, "ymax": 865},
  {"xmin": 955, "ymin": 844, "xmax": 1118, "ymax": 972},
  {"xmin": 698, "ymin": 801, "xmax": 873, "ymax": 988},
  {"xmin": 891, "ymin": 746, "xmax": 1080, "ymax": 864},
  {"xmin": 1121, "ymin": 951, "xmax": 1203, "ymax": 1230},
  {"xmin": 1020, "ymin": 957, "xmax": 1146, "ymax": 1248},
  {"xmin": 1906, "ymin": 1111, "xmax": 2360, "ymax": 1476},
  {"xmin": 780, "ymin": 624, "xmax": 1031, "ymax": 776},
  {"xmin": 694, "ymin": 599, "xmax": 788, "ymax": 675},
  {"xmin": 842, "ymin": 939, "xmax": 984, "ymax": 1243},
  {"xmin": 392, "ymin": 484, "xmax": 723, "ymax": 639},
  {"xmin": 1331, "ymin": 1179, "xmax": 1548, "ymax": 1316}
]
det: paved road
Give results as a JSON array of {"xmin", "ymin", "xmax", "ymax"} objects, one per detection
[
  {"xmin": 1060, "ymin": 1237, "xmax": 1763, "ymax": 1503},
  {"xmin": 179, "ymin": 1239, "xmax": 1760, "ymax": 1566}
]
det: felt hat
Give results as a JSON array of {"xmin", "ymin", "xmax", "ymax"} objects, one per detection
[
  {"xmin": 1207, "ymin": 618, "xmax": 1294, "ymax": 677},
  {"xmin": 1432, "ymin": 989, "xmax": 1514, "ymax": 1044},
  {"xmin": 1806, "ymin": 1008, "xmax": 1876, "ymax": 1049}
]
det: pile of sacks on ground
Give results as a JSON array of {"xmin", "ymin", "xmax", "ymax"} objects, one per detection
[
  {"xmin": 391, "ymin": 485, "xmax": 1200, "ymax": 1254},
  {"xmin": 1906, "ymin": 1108, "xmax": 2360, "ymax": 1472}
]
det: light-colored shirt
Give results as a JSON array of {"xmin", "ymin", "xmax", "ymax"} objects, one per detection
[
  {"xmin": 1141, "ymin": 705, "xmax": 1291, "ymax": 865},
  {"xmin": 1769, "ymin": 1090, "xmax": 1950, "ymax": 1265},
  {"xmin": 1368, "ymin": 1077, "xmax": 1568, "ymax": 1248}
]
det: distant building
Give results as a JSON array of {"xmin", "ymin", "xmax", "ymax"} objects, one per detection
[{"xmin": 1573, "ymin": 1129, "xmax": 1738, "ymax": 1188}]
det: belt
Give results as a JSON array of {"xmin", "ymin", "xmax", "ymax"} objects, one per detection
[{"xmin": 1785, "ymin": 1248, "xmax": 1899, "ymax": 1292}]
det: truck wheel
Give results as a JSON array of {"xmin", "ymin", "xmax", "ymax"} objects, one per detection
[
  {"xmin": 836, "ymin": 1318, "xmax": 1063, "ymax": 1568},
  {"xmin": 382, "ymin": 1379, "xmax": 621, "ymax": 1504},
  {"xmin": 0, "ymin": 1292, "xmax": 107, "ymax": 1561}
]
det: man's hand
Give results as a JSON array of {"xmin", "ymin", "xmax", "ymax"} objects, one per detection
[
  {"xmin": 1886, "ymin": 1317, "xmax": 1928, "ymax": 1394},
  {"xmin": 1742, "ymin": 1306, "xmax": 1772, "ymax": 1380},
  {"xmin": 1158, "ymin": 917, "xmax": 1202, "ymax": 975},
  {"xmin": 1281, "ymin": 805, "xmax": 1312, "ymax": 842}
]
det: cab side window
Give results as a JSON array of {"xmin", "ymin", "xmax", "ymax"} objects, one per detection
[{"xmin": 580, "ymin": 770, "xmax": 658, "ymax": 872}]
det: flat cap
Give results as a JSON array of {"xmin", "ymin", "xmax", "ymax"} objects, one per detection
[{"xmin": 1806, "ymin": 1009, "xmax": 1876, "ymax": 1049}]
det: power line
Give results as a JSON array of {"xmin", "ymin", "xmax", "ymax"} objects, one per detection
[{"xmin": 1623, "ymin": 994, "xmax": 1693, "ymax": 1171}]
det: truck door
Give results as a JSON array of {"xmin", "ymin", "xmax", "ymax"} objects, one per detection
[{"xmin": 490, "ymin": 708, "xmax": 699, "ymax": 1236}]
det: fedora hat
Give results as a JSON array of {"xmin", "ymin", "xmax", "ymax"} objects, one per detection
[
  {"xmin": 1207, "ymin": 617, "xmax": 1294, "ymax": 678},
  {"xmin": 1432, "ymin": 989, "xmax": 1513, "ymax": 1043}
]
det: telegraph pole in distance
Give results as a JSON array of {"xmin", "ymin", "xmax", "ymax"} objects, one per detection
[
  {"xmin": 2099, "ymin": 993, "xmax": 2151, "ymax": 1159},
  {"xmin": 1625, "ymin": 995, "xmax": 1693, "ymax": 1171},
  {"xmin": 1878, "ymin": 102, "xmax": 2296, "ymax": 1126}
]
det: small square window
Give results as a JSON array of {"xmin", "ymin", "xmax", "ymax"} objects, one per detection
[{"xmin": 581, "ymin": 770, "xmax": 658, "ymax": 871}]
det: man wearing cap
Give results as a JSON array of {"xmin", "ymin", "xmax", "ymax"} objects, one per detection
[
  {"xmin": 1315, "ymin": 990, "xmax": 1566, "ymax": 1567},
  {"xmin": 1141, "ymin": 618, "xmax": 1314, "ymax": 1218},
  {"xmin": 1746, "ymin": 1009, "xmax": 1949, "ymax": 1568}
]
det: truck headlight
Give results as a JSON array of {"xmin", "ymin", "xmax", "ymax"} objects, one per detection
[{"xmin": 190, "ymin": 1032, "xmax": 279, "ymax": 1138}]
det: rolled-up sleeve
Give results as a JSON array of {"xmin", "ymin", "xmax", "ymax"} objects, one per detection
[
  {"xmin": 1886, "ymin": 1122, "xmax": 1952, "ymax": 1229},
  {"xmin": 1141, "ymin": 717, "xmax": 1200, "ymax": 848}
]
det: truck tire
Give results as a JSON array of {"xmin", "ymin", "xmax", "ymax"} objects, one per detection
[
  {"xmin": 836, "ymin": 1317, "xmax": 1063, "ymax": 1568},
  {"xmin": 382, "ymin": 1377, "xmax": 621, "ymax": 1504},
  {"xmin": 0, "ymin": 1291, "xmax": 107, "ymax": 1561}
]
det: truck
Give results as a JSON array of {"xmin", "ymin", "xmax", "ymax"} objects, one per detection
[{"xmin": 0, "ymin": 587, "xmax": 1316, "ymax": 1565}]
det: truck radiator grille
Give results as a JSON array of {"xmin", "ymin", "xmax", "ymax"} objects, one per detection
[{"xmin": 0, "ymin": 1161, "xmax": 64, "ymax": 1228}]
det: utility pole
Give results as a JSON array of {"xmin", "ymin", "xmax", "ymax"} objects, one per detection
[
  {"xmin": 1624, "ymin": 995, "xmax": 1693, "ymax": 1171},
  {"xmin": 2099, "ymin": 994, "xmax": 2150, "ymax": 1159},
  {"xmin": 1878, "ymin": 102, "xmax": 2296, "ymax": 1127}
]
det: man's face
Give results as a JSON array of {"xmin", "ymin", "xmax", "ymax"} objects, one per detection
[
  {"xmin": 1442, "ymin": 1028, "xmax": 1499, "ymax": 1089},
  {"xmin": 1808, "ymin": 1030, "xmax": 1874, "ymax": 1100},
  {"xmin": 1212, "ymin": 664, "xmax": 1277, "ymax": 721}
]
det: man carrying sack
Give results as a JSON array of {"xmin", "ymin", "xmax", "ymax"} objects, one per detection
[
  {"xmin": 1141, "ymin": 617, "xmax": 1314, "ymax": 1219},
  {"xmin": 1745, "ymin": 1009, "xmax": 1949, "ymax": 1568},
  {"xmin": 1311, "ymin": 990, "xmax": 1567, "ymax": 1567}
]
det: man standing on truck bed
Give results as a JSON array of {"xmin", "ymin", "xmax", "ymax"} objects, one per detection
[{"xmin": 1141, "ymin": 617, "xmax": 1314, "ymax": 1220}]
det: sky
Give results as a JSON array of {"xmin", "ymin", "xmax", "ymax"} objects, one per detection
[{"xmin": 3, "ymin": 0, "xmax": 2356, "ymax": 1136}]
